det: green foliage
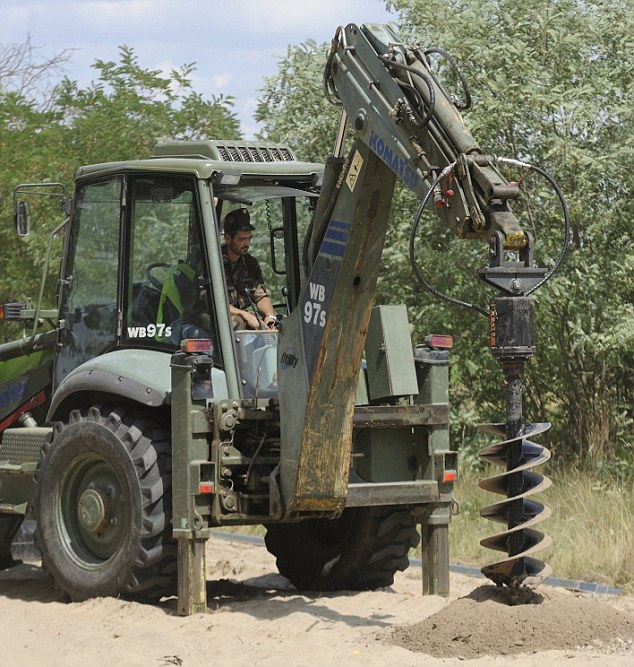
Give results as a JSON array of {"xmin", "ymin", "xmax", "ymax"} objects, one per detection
[
  {"xmin": 394, "ymin": 0, "xmax": 634, "ymax": 466},
  {"xmin": 0, "ymin": 43, "xmax": 241, "ymax": 335},
  {"xmin": 256, "ymin": 0, "xmax": 633, "ymax": 469},
  {"xmin": 53, "ymin": 46, "xmax": 240, "ymax": 164},
  {"xmin": 255, "ymin": 40, "xmax": 340, "ymax": 161}
]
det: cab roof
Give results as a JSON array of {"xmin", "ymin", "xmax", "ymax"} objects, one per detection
[{"xmin": 74, "ymin": 139, "xmax": 324, "ymax": 184}]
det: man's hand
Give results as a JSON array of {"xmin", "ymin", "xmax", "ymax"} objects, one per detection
[
  {"xmin": 241, "ymin": 310, "xmax": 261, "ymax": 330},
  {"xmin": 230, "ymin": 304, "xmax": 261, "ymax": 330}
]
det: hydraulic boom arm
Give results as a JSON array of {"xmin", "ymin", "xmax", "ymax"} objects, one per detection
[
  {"xmin": 277, "ymin": 23, "xmax": 559, "ymax": 588},
  {"xmin": 320, "ymin": 23, "xmax": 527, "ymax": 248}
]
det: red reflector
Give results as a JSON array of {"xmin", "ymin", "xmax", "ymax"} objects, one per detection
[
  {"xmin": 443, "ymin": 471, "xmax": 457, "ymax": 483},
  {"xmin": 427, "ymin": 334, "xmax": 453, "ymax": 349},
  {"xmin": 0, "ymin": 305, "xmax": 4, "ymax": 320},
  {"xmin": 182, "ymin": 339, "xmax": 212, "ymax": 354},
  {"xmin": 199, "ymin": 483, "xmax": 214, "ymax": 494}
]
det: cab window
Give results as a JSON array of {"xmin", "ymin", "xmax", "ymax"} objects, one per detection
[{"xmin": 124, "ymin": 175, "xmax": 215, "ymax": 351}]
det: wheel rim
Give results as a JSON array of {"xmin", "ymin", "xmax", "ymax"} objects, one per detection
[{"xmin": 57, "ymin": 454, "xmax": 127, "ymax": 567}]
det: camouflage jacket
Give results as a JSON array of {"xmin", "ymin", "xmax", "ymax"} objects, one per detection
[{"xmin": 222, "ymin": 246, "xmax": 268, "ymax": 309}]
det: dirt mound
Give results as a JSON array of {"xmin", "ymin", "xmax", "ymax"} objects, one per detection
[{"xmin": 388, "ymin": 584, "xmax": 634, "ymax": 659}]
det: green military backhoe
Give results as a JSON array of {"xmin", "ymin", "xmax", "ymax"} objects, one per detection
[{"xmin": 0, "ymin": 137, "xmax": 454, "ymax": 614}]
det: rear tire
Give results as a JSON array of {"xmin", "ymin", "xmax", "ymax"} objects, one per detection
[
  {"xmin": 264, "ymin": 507, "xmax": 419, "ymax": 591},
  {"xmin": 35, "ymin": 405, "xmax": 176, "ymax": 602}
]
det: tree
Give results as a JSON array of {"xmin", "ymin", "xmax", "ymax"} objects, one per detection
[
  {"xmin": 256, "ymin": 40, "xmax": 340, "ymax": 162},
  {"xmin": 0, "ymin": 35, "xmax": 74, "ymax": 107},
  {"xmin": 387, "ymin": 0, "xmax": 634, "ymax": 463},
  {"xmin": 256, "ymin": 0, "xmax": 634, "ymax": 466},
  {"xmin": 0, "ymin": 42, "xmax": 241, "ymax": 327},
  {"xmin": 53, "ymin": 46, "xmax": 240, "ymax": 165}
]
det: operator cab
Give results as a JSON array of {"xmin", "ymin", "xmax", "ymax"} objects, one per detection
[{"xmin": 53, "ymin": 140, "xmax": 323, "ymax": 400}]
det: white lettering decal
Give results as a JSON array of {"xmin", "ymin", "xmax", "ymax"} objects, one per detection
[
  {"xmin": 303, "ymin": 301, "xmax": 327, "ymax": 328},
  {"xmin": 309, "ymin": 282, "xmax": 326, "ymax": 301},
  {"xmin": 127, "ymin": 324, "xmax": 172, "ymax": 339}
]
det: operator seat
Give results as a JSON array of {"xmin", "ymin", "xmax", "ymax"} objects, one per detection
[
  {"xmin": 156, "ymin": 261, "xmax": 196, "ymax": 327},
  {"xmin": 156, "ymin": 261, "xmax": 212, "ymax": 347}
]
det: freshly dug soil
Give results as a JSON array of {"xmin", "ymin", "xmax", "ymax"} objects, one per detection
[{"xmin": 389, "ymin": 583, "xmax": 634, "ymax": 659}]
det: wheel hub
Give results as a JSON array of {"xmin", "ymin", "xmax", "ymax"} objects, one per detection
[{"xmin": 77, "ymin": 488, "xmax": 112, "ymax": 534}]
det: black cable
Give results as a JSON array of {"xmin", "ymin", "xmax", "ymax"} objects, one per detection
[
  {"xmin": 408, "ymin": 158, "xmax": 570, "ymax": 315},
  {"xmin": 323, "ymin": 27, "xmax": 343, "ymax": 107},
  {"xmin": 422, "ymin": 46, "xmax": 472, "ymax": 111},
  {"xmin": 408, "ymin": 163, "xmax": 489, "ymax": 317},
  {"xmin": 495, "ymin": 158, "xmax": 570, "ymax": 295},
  {"xmin": 394, "ymin": 80, "xmax": 431, "ymax": 129}
]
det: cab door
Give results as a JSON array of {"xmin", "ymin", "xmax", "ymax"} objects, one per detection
[{"xmin": 54, "ymin": 176, "xmax": 123, "ymax": 386}]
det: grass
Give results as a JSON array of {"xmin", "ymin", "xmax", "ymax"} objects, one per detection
[{"xmin": 444, "ymin": 465, "xmax": 634, "ymax": 592}]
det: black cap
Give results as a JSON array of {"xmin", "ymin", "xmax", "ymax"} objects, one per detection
[{"xmin": 224, "ymin": 208, "xmax": 254, "ymax": 235}]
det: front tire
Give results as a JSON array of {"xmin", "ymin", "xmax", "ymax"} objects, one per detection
[
  {"xmin": 264, "ymin": 507, "xmax": 419, "ymax": 591},
  {"xmin": 36, "ymin": 405, "xmax": 176, "ymax": 602}
]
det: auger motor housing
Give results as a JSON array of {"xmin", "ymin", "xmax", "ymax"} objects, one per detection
[{"xmin": 489, "ymin": 296, "xmax": 535, "ymax": 361}]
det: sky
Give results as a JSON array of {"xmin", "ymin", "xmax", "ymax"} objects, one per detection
[{"xmin": 1, "ymin": 0, "xmax": 400, "ymax": 138}]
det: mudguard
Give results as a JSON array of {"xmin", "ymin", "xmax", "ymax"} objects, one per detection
[
  {"xmin": 47, "ymin": 349, "xmax": 228, "ymax": 421},
  {"xmin": 47, "ymin": 349, "xmax": 172, "ymax": 420}
]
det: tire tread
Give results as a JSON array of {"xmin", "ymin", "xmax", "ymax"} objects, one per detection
[{"xmin": 35, "ymin": 405, "xmax": 176, "ymax": 603}]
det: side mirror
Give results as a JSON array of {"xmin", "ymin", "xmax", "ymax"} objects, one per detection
[
  {"xmin": 14, "ymin": 200, "xmax": 31, "ymax": 237},
  {"xmin": 12, "ymin": 182, "xmax": 68, "ymax": 237}
]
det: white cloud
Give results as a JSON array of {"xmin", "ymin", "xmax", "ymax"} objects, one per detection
[{"xmin": 212, "ymin": 73, "xmax": 231, "ymax": 89}]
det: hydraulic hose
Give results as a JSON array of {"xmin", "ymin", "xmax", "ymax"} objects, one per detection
[
  {"xmin": 494, "ymin": 157, "xmax": 571, "ymax": 295},
  {"xmin": 408, "ymin": 158, "xmax": 570, "ymax": 312},
  {"xmin": 421, "ymin": 47, "xmax": 472, "ymax": 111},
  {"xmin": 408, "ymin": 162, "xmax": 489, "ymax": 317},
  {"xmin": 378, "ymin": 55, "xmax": 436, "ymax": 130}
]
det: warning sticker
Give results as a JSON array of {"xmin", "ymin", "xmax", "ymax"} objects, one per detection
[{"xmin": 346, "ymin": 150, "xmax": 364, "ymax": 191}]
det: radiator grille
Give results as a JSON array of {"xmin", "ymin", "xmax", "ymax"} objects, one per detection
[{"xmin": 215, "ymin": 142, "xmax": 296, "ymax": 162}]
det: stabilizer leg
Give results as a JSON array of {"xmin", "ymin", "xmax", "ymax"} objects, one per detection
[
  {"xmin": 421, "ymin": 522, "xmax": 449, "ymax": 596},
  {"xmin": 177, "ymin": 538, "xmax": 207, "ymax": 616}
]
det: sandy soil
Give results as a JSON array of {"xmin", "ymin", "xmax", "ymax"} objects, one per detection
[{"xmin": 0, "ymin": 534, "xmax": 632, "ymax": 667}]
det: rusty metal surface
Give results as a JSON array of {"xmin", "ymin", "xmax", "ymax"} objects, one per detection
[
  {"xmin": 277, "ymin": 144, "xmax": 397, "ymax": 514},
  {"xmin": 353, "ymin": 404, "xmax": 449, "ymax": 428}
]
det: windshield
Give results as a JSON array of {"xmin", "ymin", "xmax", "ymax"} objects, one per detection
[
  {"xmin": 233, "ymin": 330, "xmax": 279, "ymax": 399},
  {"xmin": 213, "ymin": 181, "xmax": 317, "ymax": 398}
]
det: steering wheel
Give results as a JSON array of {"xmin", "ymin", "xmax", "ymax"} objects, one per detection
[{"xmin": 146, "ymin": 262, "xmax": 171, "ymax": 290}]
